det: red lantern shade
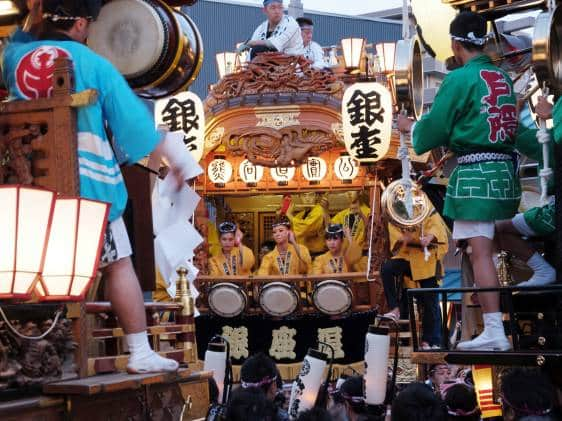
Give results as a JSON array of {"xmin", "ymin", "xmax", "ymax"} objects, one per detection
[
  {"xmin": 0, "ymin": 186, "xmax": 56, "ymax": 300},
  {"xmin": 36, "ymin": 197, "xmax": 109, "ymax": 301}
]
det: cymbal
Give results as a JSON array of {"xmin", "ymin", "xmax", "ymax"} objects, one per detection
[{"xmin": 411, "ymin": 0, "xmax": 457, "ymax": 61}]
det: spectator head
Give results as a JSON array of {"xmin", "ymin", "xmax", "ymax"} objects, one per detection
[
  {"xmin": 338, "ymin": 375, "xmax": 368, "ymax": 418},
  {"xmin": 391, "ymin": 383, "xmax": 447, "ymax": 421},
  {"xmin": 429, "ymin": 364, "xmax": 451, "ymax": 389},
  {"xmin": 240, "ymin": 353, "xmax": 279, "ymax": 400},
  {"xmin": 296, "ymin": 407, "xmax": 333, "ymax": 421},
  {"xmin": 441, "ymin": 382, "xmax": 480, "ymax": 421},
  {"xmin": 226, "ymin": 388, "xmax": 276, "ymax": 421},
  {"xmin": 500, "ymin": 368, "xmax": 555, "ymax": 421}
]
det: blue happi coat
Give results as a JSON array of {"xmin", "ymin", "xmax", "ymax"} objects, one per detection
[{"xmin": 2, "ymin": 30, "xmax": 161, "ymax": 221}]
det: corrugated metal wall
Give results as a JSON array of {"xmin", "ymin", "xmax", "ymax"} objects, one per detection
[{"xmin": 183, "ymin": 0, "xmax": 402, "ymax": 98}]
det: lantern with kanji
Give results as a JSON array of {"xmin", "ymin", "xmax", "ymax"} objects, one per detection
[
  {"xmin": 334, "ymin": 154, "xmax": 360, "ymax": 184},
  {"xmin": 239, "ymin": 159, "xmax": 264, "ymax": 187},
  {"xmin": 342, "ymin": 82, "xmax": 393, "ymax": 163},
  {"xmin": 154, "ymin": 91, "xmax": 205, "ymax": 162},
  {"xmin": 301, "ymin": 157, "xmax": 327, "ymax": 185},
  {"xmin": 208, "ymin": 156, "xmax": 233, "ymax": 188},
  {"xmin": 270, "ymin": 167, "xmax": 295, "ymax": 186}
]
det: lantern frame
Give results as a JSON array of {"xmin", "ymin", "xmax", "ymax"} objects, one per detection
[
  {"xmin": 0, "ymin": 185, "xmax": 56, "ymax": 301},
  {"xmin": 341, "ymin": 38, "xmax": 366, "ymax": 69},
  {"xmin": 36, "ymin": 196, "xmax": 109, "ymax": 302},
  {"xmin": 216, "ymin": 52, "xmax": 238, "ymax": 79},
  {"xmin": 375, "ymin": 42, "xmax": 396, "ymax": 73}
]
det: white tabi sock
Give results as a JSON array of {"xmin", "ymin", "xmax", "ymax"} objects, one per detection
[
  {"xmin": 125, "ymin": 331, "xmax": 179, "ymax": 373},
  {"xmin": 520, "ymin": 252, "xmax": 556, "ymax": 286}
]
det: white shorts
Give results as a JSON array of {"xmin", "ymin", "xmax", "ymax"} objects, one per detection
[
  {"xmin": 99, "ymin": 217, "xmax": 133, "ymax": 268},
  {"xmin": 512, "ymin": 213, "xmax": 537, "ymax": 237},
  {"xmin": 452, "ymin": 220, "xmax": 495, "ymax": 240}
]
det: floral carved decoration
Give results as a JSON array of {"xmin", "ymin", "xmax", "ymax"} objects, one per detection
[{"xmin": 0, "ymin": 123, "xmax": 43, "ymax": 185}]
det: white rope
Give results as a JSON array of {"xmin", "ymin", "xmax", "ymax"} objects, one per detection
[
  {"xmin": 402, "ymin": 0, "xmax": 410, "ymax": 39},
  {"xmin": 0, "ymin": 306, "xmax": 63, "ymax": 341},
  {"xmin": 537, "ymin": 88, "xmax": 553, "ymax": 206},
  {"xmin": 366, "ymin": 185, "xmax": 377, "ymax": 282},
  {"xmin": 398, "ymin": 108, "xmax": 414, "ymax": 218}
]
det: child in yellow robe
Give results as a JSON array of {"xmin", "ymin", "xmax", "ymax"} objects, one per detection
[
  {"xmin": 312, "ymin": 224, "xmax": 361, "ymax": 274},
  {"xmin": 209, "ymin": 222, "xmax": 255, "ymax": 276}
]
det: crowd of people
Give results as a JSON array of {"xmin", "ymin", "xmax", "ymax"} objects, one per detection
[{"xmin": 219, "ymin": 353, "xmax": 561, "ymax": 421}]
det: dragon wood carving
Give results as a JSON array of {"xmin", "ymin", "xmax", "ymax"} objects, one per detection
[
  {"xmin": 225, "ymin": 125, "xmax": 337, "ymax": 167},
  {"xmin": 207, "ymin": 52, "xmax": 343, "ymax": 104}
]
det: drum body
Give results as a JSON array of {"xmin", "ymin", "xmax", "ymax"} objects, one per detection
[
  {"xmin": 208, "ymin": 282, "xmax": 247, "ymax": 318},
  {"xmin": 381, "ymin": 179, "xmax": 431, "ymax": 228},
  {"xmin": 312, "ymin": 280, "xmax": 352, "ymax": 315},
  {"xmin": 259, "ymin": 282, "xmax": 299, "ymax": 317},
  {"xmin": 88, "ymin": 0, "xmax": 203, "ymax": 99}
]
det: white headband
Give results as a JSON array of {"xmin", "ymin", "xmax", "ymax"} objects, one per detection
[{"xmin": 450, "ymin": 31, "xmax": 490, "ymax": 46}]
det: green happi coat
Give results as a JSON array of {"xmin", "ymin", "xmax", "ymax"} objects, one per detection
[
  {"xmin": 515, "ymin": 97, "xmax": 562, "ymax": 235},
  {"xmin": 413, "ymin": 55, "xmax": 521, "ymax": 221}
]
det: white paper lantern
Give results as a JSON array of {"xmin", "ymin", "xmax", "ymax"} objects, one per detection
[
  {"xmin": 216, "ymin": 52, "xmax": 238, "ymax": 79},
  {"xmin": 239, "ymin": 159, "xmax": 264, "ymax": 186},
  {"xmin": 301, "ymin": 157, "xmax": 327, "ymax": 184},
  {"xmin": 270, "ymin": 166, "xmax": 296, "ymax": 185},
  {"xmin": 203, "ymin": 342, "xmax": 228, "ymax": 403},
  {"xmin": 364, "ymin": 326, "xmax": 390, "ymax": 405},
  {"xmin": 334, "ymin": 155, "xmax": 360, "ymax": 183},
  {"xmin": 288, "ymin": 349, "xmax": 328, "ymax": 418},
  {"xmin": 341, "ymin": 38, "xmax": 365, "ymax": 69},
  {"xmin": 342, "ymin": 82, "xmax": 393, "ymax": 163},
  {"xmin": 208, "ymin": 157, "xmax": 233, "ymax": 187}
]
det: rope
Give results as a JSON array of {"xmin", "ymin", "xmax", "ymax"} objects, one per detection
[
  {"xmin": 537, "ymin": 87, "xmax": 552, "ymax": 206},
  {"xmin": 0, "ymin": 306, "xmax": 63, "ymax": 341}
]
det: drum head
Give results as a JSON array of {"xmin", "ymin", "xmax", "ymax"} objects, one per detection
[
  {"xmin": 208, "ymin": 283, "xmax": 247, "ymax": 318},
  {"xmin": 88, "ymin": 0, "xmax": 166, "ymax": 78},
  {"xmin": 259, "ymin": 282, "xmax": 299, "ymax": 317},
  {"xmin": 313, "ymin": 280, "xmax": 352, "ymax": 315}
]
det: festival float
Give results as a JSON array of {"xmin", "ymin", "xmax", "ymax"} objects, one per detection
[{"xmin": 0, "ymin": 0, "xmax": 561, "ymax": 419}]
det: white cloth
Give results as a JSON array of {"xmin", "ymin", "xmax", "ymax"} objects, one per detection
[
  {"xmin": 99, "ymin": 217, "xmax": 133, "ymax": 268},
  {"xmin": 512, "ymin": 213, "xmax": 536, "ymax": 237},
  {"xmin": 251, "ymin": 15, "xmax": 304, "ymax": 56},
  {"xmin": 303, "ymin": 41, "xmax": 326, "ymax": 69},
  {"xmin": 452, "ymin": 220, "xmax": 495, "ymax": 240}
]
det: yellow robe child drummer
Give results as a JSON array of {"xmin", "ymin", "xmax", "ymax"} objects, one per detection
[
  {"xmin": 209, "ymin": 222, "xmax": 255, "ymax": 276},
  {"xmin": 257, "ymin": 216, "xmax": 311, "ymax": 275},
  {"xmin": 312, "ymin": 224, "xmax": 361, "ymax": 274}
]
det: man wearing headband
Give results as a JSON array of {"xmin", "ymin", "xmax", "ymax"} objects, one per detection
[
  {"xmin": 2, "ymin": 0, "xmax": 198, "ymax": 373},
  {"xmin": 331, "ymin": 191, "xmax": 370, "ymax": 248},
  {"xmin": 209, "ymin": 222, "xmax": 255, "ymax": 276},
  {"xmin": 241, "ymin": 0, "xmax": 304, "ymax": 60},
  {"xmin": 257, "ymin": 216, "xmax": 311, "ymax": 275},
  {"xmin": 296, "ymin": 17, "xmax": 326, "ymax": 69},
  {"xmin": 312, "ymin": 224, "xmax": 361, "ymax": 275},
  {"xmin": 381, "ymin": 210, "xmax": 448, "ymax": 350},
  {"xmin": 495, "ymin": 96, "xmax": 557, "ymax": 287},
  {"xmin": 397, "ymin": 11, "xmax": 519, "ymax": 351}
]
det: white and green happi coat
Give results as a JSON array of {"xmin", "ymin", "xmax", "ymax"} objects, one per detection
[{"xmin": 413, "ymin": 55, "xmax": 521, "ymax": 221}]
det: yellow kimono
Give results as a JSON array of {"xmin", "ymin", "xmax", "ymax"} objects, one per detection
[
  {"xmin": 209, "ymin": 246, "xmax": 255, "ymax": 276},
  {"xmin": 331, "ymin": 204, "xmax": 371, "ymax": 247},
  {"xmin": 257, "ymin": 243, "xmax": 311, "ymax": 275},
  {"xmin": 207, "ymin": 221, "xmax": 221, "ymax": 258},
  {"xmin": 312, "ymin": 241, "xmax": 362, "ymax": 275},
  {"xmin": 388, "ymin": 211, "xmax": 449, "ymax": 286},
  {"xmin": 288, "ymin": 204, "xmax": 328, "ymax": 254}
]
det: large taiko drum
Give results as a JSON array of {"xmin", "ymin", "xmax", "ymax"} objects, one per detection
[
  {"xmin": 208, "ymin": 283, "xmax": 247, "ymax": 318},
  {"xmin": 259, "ymin": 282, "xmax": 300, "ymax": 317},
  {"xmin": 88, "ymin": 0, "xmax": 203, "ymax": 99},
  {"xmin": 312, "ymin": 280, "xmax": 352, "ymax": 316}
]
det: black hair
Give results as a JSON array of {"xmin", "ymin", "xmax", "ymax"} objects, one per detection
[
  {"xmin": 391, "ymin": 383, "xmax": 447, "ymax": 421},
  {"xmin": 272, "ymin": 216, "xmax": 291, "ymax": 229},
  {"xmin": 444, "ymin": 383, "xmax": 480, "ymax": 421},
  {"xmin": 40, "ymin": 0, "xmax": 101, "ymax": 32},
  {"xmin": 449, "ymin": 11, "xmax": 487, "ymax": 52},
  {"xmin": 339, "ymin": 375, "xmax": 367, "ymax": 415},
  {"xmin": 226, "ymin": 387, "xmax": 279, "ymax": 421},
  {"xmin": 240, "ymin": 353, "xmax": 278, "ymax": 393},
  {"xmin": 296, "ymin": 17, "xmax": 314, "ymax": 27},
  {"xmin": 261, "ymin": 240, "xmax": 276, "ymax": 252},
  {"xmin": 295, "ymin": 407, "xmax": 332, "ymax": 421},
  {"xmin": 500, "ymin": 368, "xmax": 555, "ymax": 420},
  {"xmin": 325, "ymin": 223, "xmax": 344, "ymax": 240}
]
